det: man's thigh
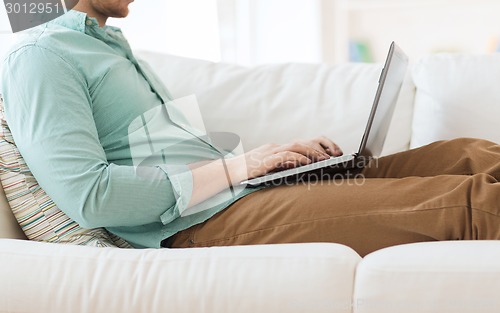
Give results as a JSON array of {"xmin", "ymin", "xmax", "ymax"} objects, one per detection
[
  {"xmin": 364, "ymin": 138, "xmax": 500, "ymax": 179},
  {"xmin": 169, "ymin": 174, "xmax": 500, "ymax": 256}
]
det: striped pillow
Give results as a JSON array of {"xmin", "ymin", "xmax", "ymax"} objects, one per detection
[{"xmin": 0, "ymin": 95, "xmax": 132, "ymax": 248}]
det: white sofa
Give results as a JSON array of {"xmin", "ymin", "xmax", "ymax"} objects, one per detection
[{"xmin": 2, "ymin": 50, "xmax": 500, "ymax": 313}]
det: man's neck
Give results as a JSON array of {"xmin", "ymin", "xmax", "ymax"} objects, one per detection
[{"xmin": 72, "ymin": 2, "xmax": 107, "ymax": 27}]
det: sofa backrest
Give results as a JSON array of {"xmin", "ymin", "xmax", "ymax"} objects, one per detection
[
  {"xmin": 411, "ymin": 53, "xmax": 500, "ymax": 148},
  {"xmin": 136, "ymin": 51, "xmax": 416, "ymax": 157}
]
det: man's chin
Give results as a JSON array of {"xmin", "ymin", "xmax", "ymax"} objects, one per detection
[{"xmin": 112, "ymin": 8, "xmax": 130, "ymax": 18}]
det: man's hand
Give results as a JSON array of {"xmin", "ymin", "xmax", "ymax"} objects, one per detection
[
  {"xmin": 187, "ymin": 136, "xmax": 342, "ymax": 208},
  {"xmin": 227, "ymin": 136, "xmax": 343, "ymax": 183}
]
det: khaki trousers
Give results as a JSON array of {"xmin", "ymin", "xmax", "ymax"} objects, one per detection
[{"xmin": 168, "ymin": 138, "xmax": 500, "ymax": 257}]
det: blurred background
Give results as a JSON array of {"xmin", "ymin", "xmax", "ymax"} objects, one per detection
[{"xmin": 2, "ymin": 0, "xmax": 500, "ymax": 66}]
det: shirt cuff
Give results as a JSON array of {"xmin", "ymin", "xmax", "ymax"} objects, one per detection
[{"xmin": 157, "ymin": 164, "xmax": 193, "ymax": 225}]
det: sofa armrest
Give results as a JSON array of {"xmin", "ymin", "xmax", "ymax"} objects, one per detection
[
  {"xmin": 0, "ymin": 239, "xmax": 360, "ymax": 313},
  {"xmin": 0, "ymin": 183, "xmax": 27, "ymax": 240},
  {"xmin": 354, "ymin": 241, "xmax": 500, "ymax": 313}
]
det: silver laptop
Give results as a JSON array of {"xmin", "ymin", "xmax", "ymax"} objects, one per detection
[{"xmin": 242, "ymin": 42, "xmax": 409, "ymax": 186}]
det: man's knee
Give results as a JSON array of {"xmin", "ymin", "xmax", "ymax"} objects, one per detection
[{"xmin": 446, "ymin": 137, "xmax": 497, "ymax": 148}]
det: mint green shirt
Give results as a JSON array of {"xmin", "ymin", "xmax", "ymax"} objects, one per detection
[{"xmin": 1, "ymin": 11, "xmax": 260, "ymax": 248}]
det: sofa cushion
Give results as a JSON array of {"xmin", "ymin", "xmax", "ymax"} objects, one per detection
[
  {"xmin": 411, "ymin": 53, "xmax": 500, "ymax": 148},
  {"xmin": 0, "ymin": 95, "xmax": 132, "ymax": 248},
  {"xmin": 136, "ymin": 51, "xmax": 415, "ymax": 156},
  {"xmin": 0, "ymin": 240, "xmax": 360, "ymax": 313},
  {"xmin": 354, "ymin": 241, "xmax": 500, "ymax": 313}
]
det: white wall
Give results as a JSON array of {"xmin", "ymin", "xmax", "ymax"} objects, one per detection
[
  {"xmin": 332, "ymin": 0, "xmax": 500, "ymax": 63},
  {"xmin": 218, "ymin": 0, "xmax": 323, "ymax": 66},
  {"xmin": 3, "ymin": 0, "xmax": 500, "ymax": 68},
  {"xmin": 219, "ymin": 0, "xmax": 500, "ymax": 65},
  {"xmin": 1, "ymin": 1, "xmax": 221, "ymax": 64},
  {"xmin": 109, "ymin": 0, "xmax": 221, "ymax": 62}
]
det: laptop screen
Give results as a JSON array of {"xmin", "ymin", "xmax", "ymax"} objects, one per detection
[{"xmin": 358, "ymin": 42, "xmax": 409, "ymax": 158}]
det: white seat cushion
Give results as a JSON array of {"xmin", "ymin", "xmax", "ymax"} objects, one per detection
[
  {"xmin": 0, "ymin": 240, "xmax": 361, "ymax": 313},
  {"xmin": 354, "ymin": 241, "xmax": 500, "ymax": 313}
]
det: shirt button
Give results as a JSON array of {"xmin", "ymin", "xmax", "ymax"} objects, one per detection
[{"xmin": 86, "ymin": 20, "xmax": 93, "ymax": 26}]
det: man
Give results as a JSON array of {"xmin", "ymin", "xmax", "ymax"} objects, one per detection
[{"xmin": 2, "ymin": 0, "xmax": 500, "ymax": 256}]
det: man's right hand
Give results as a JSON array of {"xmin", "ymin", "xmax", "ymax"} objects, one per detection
[{"xmin": 227, "ymin": 136, "xmax": 343, "ymax": 183}]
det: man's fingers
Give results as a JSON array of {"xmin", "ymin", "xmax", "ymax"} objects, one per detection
[
  {"xmin": 268, "ymin": 151, "xmax": 312, "ymax": 169},
  {"xmin": 275, "ymin": 160, "xmax": 300, "ymax": 170},
  {"xmin": 278, "ymin": 142, "xmax": 330, "ymax": 161},
  {"xmin": 316, "ymin": 136, "xmax": 343, "ymax": 156},
  {"xmin": 245, "ymin": 138, "xmax": 343, "ymax": 179}
]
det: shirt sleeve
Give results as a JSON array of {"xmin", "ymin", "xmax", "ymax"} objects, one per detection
[{"xmin": 1, "ymin": 45, "xmax": 191, "ymax": 229}]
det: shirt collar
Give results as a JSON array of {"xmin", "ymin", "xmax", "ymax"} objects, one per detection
[{"xmin": 49, "ymin": 9, "xmax": 122, "ymax": 35}]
